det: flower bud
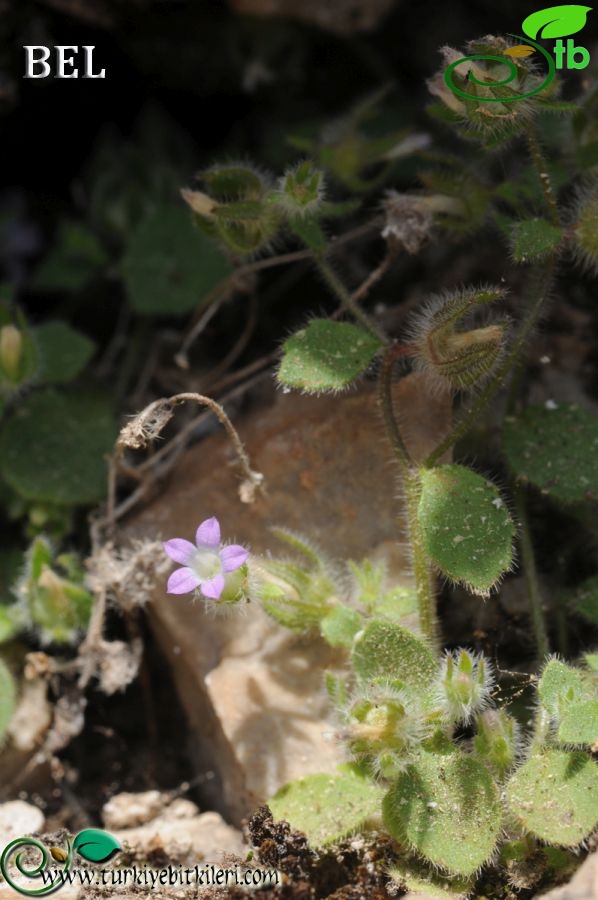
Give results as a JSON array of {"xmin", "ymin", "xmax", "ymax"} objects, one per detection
[
  {"xmin": 274, "ymin": 162, "xmax": 325, "ymax": 219},
  {"xmin": 342, "ymin": 683, "xmax": 426, "ymax": 775},
  {"xmin": 473, "ymin": 708, "xmax": 519, "ymax": 777},
  {"xmin": 184, "ymin": 163, "xmax": 282, "ymax": 256},
  {"xmin": 0, "ymin": 325, "xmax": 23, "ymax": 383},
  {"xmin": 409, "ymin": 286, "xmax": 507, "ymax": 391},
  {"xmin": 428, "ymin": 36, "xmax": 556, "ymax": 139},
  {"xmin": 439, "ymin": 649, "xmax": 493, "ymax": 723}
]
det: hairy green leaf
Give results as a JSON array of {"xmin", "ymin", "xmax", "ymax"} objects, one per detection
[
  {"xmin": 352, "ymin": 620, "xmax": 438, "ymax": 688},
  {"xmin": 278, "ymin": 320, "xmax": 382, "ymax": 393},
  {"xmin": 507, "ymin": 750, "xmax": 598, "ymax": 846},
  {"xmin": 558, "ymin": 701, "xmax": 598, "ymax": 746},
  {"xmin": 269, "ymin": 767, "xmax": 383, "ymax": 847},
  {"xmin": 123, "ymin": 204, "xmax": 231, "ymax": 315},
  {"xmin": 33, "ymin": 321, "xmax": 95, "ymax": 385},
  {"xmin": 320, "ymin": 605, "xmax": 362, "ymax": 648},
  {"xmin": 503, "ymin": 404, "xmax": 598, "ymax": 503},
  {"xmin": 538, "ymin": 658, "xmax": 586, "ymax": 719},
  {"xmin": 0, "ymin": 389, "xmax": 116, "ymax": 505},
  {"xmin": 383, "ymin": 750, "xmax": 502, "ymax": 875},
  {"xmin": 510, "ymin": 218, "xmax": 563, "ymax": 262},
  {"xmin": 418, "ymin": 465, "xmax": 515, "ymax": 595}
]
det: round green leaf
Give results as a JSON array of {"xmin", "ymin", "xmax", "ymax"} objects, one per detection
[
  {"xmin": 383, "ymin": 750, "xmax": 502, "ymax": 875},
  {"xmin": 33, "ymin": 321, "xmax": 95, "ymax": 385},
  {"xmin": 0, "ymin": 389, "xmax": 117, "ymax": 505},
  {"xmin": 418, "ymin": 465, "xmax": 515, "ymax": 595},
  {"xmin": 507, "ymin": 750, "xmax": 598, "ymax": 846},
  {"xmin": 277, "ymin": 320, "xmax": 382, "ymax": 394},
  {"xmin": 269, "ymin": 767, "xmax": 383, "ymax": 847},
  {"xmin": 351, "ymin": 620, "xmax": 438, "ymax": 688},
  {"xmin": 73, "ymin": 828, "xmax": 121, "ymax": 863},
  {"xmin": 503, "ymin": 404, "xmax": 598, "ymax": 503},
  {"xmin": 122, "ymin": 204, "xmax": 231, "ymax": 315}
]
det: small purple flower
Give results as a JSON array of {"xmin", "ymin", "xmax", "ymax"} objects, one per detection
[{"xmin": 163, "ymin": 517, "xmax": 248, "ymax": 600}]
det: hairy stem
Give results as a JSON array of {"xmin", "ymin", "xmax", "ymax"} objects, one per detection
[
  {"xmin": 405, "ymin": 471, "xmax": 439, "ymax": 648},
  {"xmin": 378, "ymin": 345, "xmax": 438, "ymax": 647},
  {"xmin": 513, "ymin": 483, "xmax": 550, "ymax": 661},
  {"xmin": 525, "ymin": 124, "xmax": 560, "ymax": 226},
  {"xmin": 314, "ymin": 253, "xmax": 388, "ymax": 343},
  {"xmin": 424, "ymin": 262, "xmax": 555, "ymax": 468},
  {"xmin": 377, "ymin": 344, "xmax": 413, "ymax": 473}
]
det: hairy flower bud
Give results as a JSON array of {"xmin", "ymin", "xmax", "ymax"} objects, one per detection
[
  {"xmin": 341, "ymin": 682, "xmax": 427, "ymax": 779},
  {"xmin": 274, "ymin": 161, "xmax": 326, "ymax": 219},
  {"xmin": 428, "ymin": 36, "xmax": 557, "ymax": 139},
  {"xmin": 439, "ymin": 649, "xmax": 493, "ymax": 723},
  {"xmin": 183, "ymin": 163, "xmax": 282, "ymax": 256},
  {"xmin": 408, "ymin": 286, "xmax": 508, "ymax": 391},
  {"xmin": 0, "ymin": 325, "xmax": 23, "ymax": 383},
  {"xmin": 474, "ymin": 708, "xmax": 520, "ymax": 777}
]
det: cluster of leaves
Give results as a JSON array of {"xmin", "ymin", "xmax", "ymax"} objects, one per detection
[
  {"xmin": 253, "ymin": 538, "xmax": 598, "ymax": 891},
  {"xmin": 184, "ymin": 22, "xmax": 598, "ymax": 896}
]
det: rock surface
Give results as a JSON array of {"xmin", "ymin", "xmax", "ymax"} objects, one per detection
[
  {"xmin": 105, "ymin": 794, "xmax": 245, "ymax": 864},
  {"xmin": 536, "ymin": 852, "xmax": 598, "ymax": 899},
  {"xmin": 124, "ymin": 377, "xmax": 451, "ymax": 823},
  {"xmin": 0, "ymin": 799, "xmax": 44, "ymax": 846}
]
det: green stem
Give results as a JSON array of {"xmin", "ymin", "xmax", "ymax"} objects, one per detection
[
  {"xmin": 377, "ymin": 344, "xmax": 413, "ymax": 473},
  {"xmin": 513, "ymin": 483, "xmax": 550, "ymax": 661},
  {"xmin": 314, "ymin": 253, "xmax": 388, "ymax": 343},
  {"xmin": 405, "ymin": 471, "xmax": 439, "ymax": 648},
  {"xmin": 424, "ymin": 262, "xmax": 555, "ymax": 468},
  {"xmin": 524, "ymin": 124, "xmax": 560, "ymax": 226},
  {"xmin": 377, "ymin": 345, "xmax": 438, "ymax": 647}
]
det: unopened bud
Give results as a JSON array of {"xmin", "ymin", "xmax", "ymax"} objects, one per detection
[
  {"xmin": 409, "ymin": 286, "xmax": 507, "ymax": 390},
  {"xmin": 0, "ymin": 325, "xmax": 23, "ymax": 383},
  {"xmin": 440, "ymin": 649, "xmax": 493, "ymax": 723},
  {"xmin": 474, "ymin": 708, "xmax": 519, "ymax": 776},
  {"xmin": 275, "ymin": 162, "xmax": 325, "ymax": 219}
]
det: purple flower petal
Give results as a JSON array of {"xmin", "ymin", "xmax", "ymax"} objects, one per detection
[
  {"xmin": 196, "ymin": 517, "xmax": 221, "ymax": 548},
  {"xmin": 201, "ymin": 574, "xmax": 225, "ymax": 599},
  {"xmin": 167, "ymin": 567, "xmax": 201, "ymax": 595},
  {"xmin": 220, "ymin": 544, "xmax": 249, "ymax": 573},
  {"xmin": 163, "ymin": 538, "xmax": 196, "ymax": 565}
]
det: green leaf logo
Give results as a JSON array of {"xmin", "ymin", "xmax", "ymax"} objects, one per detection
[
  {"xmin": 72, "ymin": 829, "xmax": 121, "ymax": 864},
  {"xmin": 522, "ymin": 5, "xmax": 592, "ymax": 40}
]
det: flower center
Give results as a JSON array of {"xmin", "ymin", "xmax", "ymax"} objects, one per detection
[{"xmin": 191, "ymin": 548, "xmax": 222, "ymax": 581}]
